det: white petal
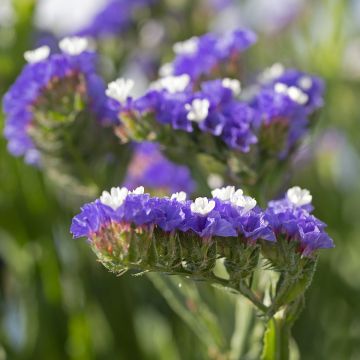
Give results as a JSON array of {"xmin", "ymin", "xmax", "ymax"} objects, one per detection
[
  {"xmin": 222, "ymin": 78, "xmax": 241, "ymax": 96},
  {"xmin": 287, "ymin": 186, "xmax": 312, "ymax": 206},
  {"xmin": 171, "ymin": 191, "xmax": 187, "ymax": 202},
  {"xmin": 211, "ymin": 186, "xmax": 235, "ymax": 201},
  {"xmin": 24, "ymin": 46, "xmax": 50, "ymax": 63},
  {"xmin": 59, "ymin": 36, "xmax": 89, "ymax": 55},
  {"xmin": 190, "ymin": 197, "xmax": 215, "ymax": 215}
]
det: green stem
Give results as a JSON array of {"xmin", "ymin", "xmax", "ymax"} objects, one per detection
[{"xmin": 261, "ymin": 311, "xmax": 291, "ymax": 360}]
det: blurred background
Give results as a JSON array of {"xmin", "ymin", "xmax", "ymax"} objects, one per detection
[{"xmin": 1, "ymin": 0, "xmax": 360, "ymax": 359}]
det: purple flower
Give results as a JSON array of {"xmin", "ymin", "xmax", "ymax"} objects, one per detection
[
  {"xmin": 171, "ymin": 29, "xmax": 257, "ymax": 80},
  {"xmin": 3, "ymin": 41, "xmax": 118, "ymax": 164},
  {"xmin": 70, "ymin": 186, "xmax": 273, "ymax": 243},
  {"xmin": 123, "ymin": 142, "xmax": 196, "ymax": 195},
  {"xmin": 265, "ymin": 186, "xmax": 334, "ymax": 254},
  {"xmin": 75, "ymin": 0, "xmax": 156, "ymax": 38}
]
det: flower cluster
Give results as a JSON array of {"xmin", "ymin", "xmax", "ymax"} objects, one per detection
[
  {"xmin": 75, "ymin": 0, "xmax": 156, "ymax": 38},
  {"xmin": 71, "ymin": 185, "xmax": 273, "ymax": 242},
  {"xmin": 123, "ymin": 142, "xmax": 195, "ymax": 195},
  {"xmin": 3, "ymin": 37, "xmax": 117, "ymax": 165},
  {"xmin": 71, "ymin": 184, "xmax": 333, "ymax": 257},
  {"xmin": 253, "ymin": 65, "xmax": 325, "ymax": 156},
  {"xmin": 266, "ymin": 186, "xmax": 334, "ymax": 255},
  {"xmin": 109, "ymin": 30, "xmax": 324, "ymax": 160},
  {"xmin": 119, "ymin": 77, "xmax": 257, "ymax": 152},
  {"xmin": 167, "ymin": 29, "xmax": 257, "ymax": 80}
]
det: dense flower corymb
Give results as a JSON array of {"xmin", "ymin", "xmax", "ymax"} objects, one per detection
[
  {"xmin": 3, "ymin": 38, "xmax": 117, "ymax": 165},
  {"xmin": 71, "ymin": 186, "xmax": 273, "ymax": 241}
]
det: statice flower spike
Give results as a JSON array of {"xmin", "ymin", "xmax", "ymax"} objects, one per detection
[
  {"xmin": 106, "ymin": 78, "xmax": 135, "ymax": 103},
  {"xmin": 70, "ymin": 187, "xmax": 275, "ymax": 300},
  {"xmin": 286, "ymin": 186, "xmax": 312, "ymax": 206},
  {"xmin": 185, "ymin": 98, "xmax": 210, "ymax": 122},
  {"xmin": 3, "ymin": 43, "xmax": 128, "ymax": 196},
  {"xmin": 190, "ymin": 197, "xmax": 216, "ymax": 215},
  {"xmin": 24, "ymin": 46, "xmax": 50, "ymax": 63},
  {"xmin": 59, "ymin": 36, "xmax": 89, "ymax": 55}
]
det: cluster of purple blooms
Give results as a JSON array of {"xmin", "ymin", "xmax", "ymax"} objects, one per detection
[
  {"xmin": 106, "ymin": 29, "xmax": 324, "ymax": 155},
  {"xmin": 75, "ymin": 0, "xmax": 156, "ymax": 38},
  {"xmin": 123, "ymin": 142, "xmax": 195, "ymax": 194},
  {"xmin": 3, "ymin": 37, "xmax": 117, "ymax": 165},
  {"xmin": 168, "ymin": 29, "xmax": 257, "ymax": 80},
  {"xmin": 266, "ymin": 186, "xmax": 334, "ymax": 255},
  {"xmin": 71, "ymin": 185, "xmax": 333, "ymax": 256}
]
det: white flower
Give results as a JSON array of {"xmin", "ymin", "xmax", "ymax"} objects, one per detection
[
  {"xmin": 260, "ymin": 63, "xmax": 285, "ymax": 83},
  {"xmin": 298, "ymin": 76, "xmax": 312, "ymax": 90},
  {"xmin": 211, "ymin": 186, "xmax": 235, "ymax": 201},
  {"xmin": 130, "ymin": 186, "xmax": 145, "ymax": 195},
  {"xmin": 185, "ymin": 98, "xmax": 210, "ymax": 122},
  {"xmin": 274, "ymin": 82, "xmax": 288, "ymax": 94},
  {"xmin": 171, "ymin": 191, "xmax": 187, "ymax": 202},
  {"xmin": 173, "ymin": 37, "xmax": 199, "ymax": 55},
  {"xmin": 100, "ymin": 187, "xmax": 129, "ymax": 210},
  {"xmin": 159, "ymin": 62, "xmax": 174, "ymax": 77},
  {"xmin": 190, "ymin": 197, "xmax": 215, "ymax": 216},
  {"xmin": 287, "ymin": 86, "xmax": 309, "ymax": 105},
  {"xmin": 106, "ymin": 78, "xmax": 134, "ymax": 103},
  {"xmin": 222, "ymin": 78, "xmax": 241, "ymax": 96},
  {"xmin": 274, "ymin": 83, "xmax": 308, "ymax": 105},
  {"xmin": 151, "ymin": 74, "xmax": 190, "ymax": 94},
  {"xmin": 59, "ymin": 36, "xmax": 89, "ymax": 55},
  {"xmin": 287, "ymin": 186, "xmax": 312, "ymax": 206},
  {"xmin": 207, "ymin": 173, "xmax": 224, "ymax": 189},
  {"xmin": 231, "ymin": 195, "xmax": 256, "ymax": 214},
  {"xmin": 24, "ymin": 46, "xmax": 50, "ymax": 63}
]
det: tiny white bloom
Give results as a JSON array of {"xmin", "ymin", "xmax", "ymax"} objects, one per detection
[
  {"xmin": 260, "ymin": 63, "xmax": 285, "ymax": 83},
  {"xmin": 106, "ymin": 78, "xmax": 135, "ymax": 103},
  {"xmin": 159, "ymin": 62, "xmax": 174, "ymax": 77},
  {"xmin": 287, "ymin": 186, "xmax": 312, "ymax": 206},
  {"xmin": 190, "ymin": 197, "xmax": 215, "ymax": 216},
  {"xmin": 207, "ymin": 173, "xmax": 224, "ymax": 189},
  {"xmin": 100, "ymin": 187, "xmax": 129, "ymax": 210},
  {"xmin": 151, "ymin": 74, "xmax": 190, "ymax": 94},
  {"xmin": 222, "ymin": 78, "xmax": 241, "ymax": 96},
  {"xmin": 171, "ymin": 191, "xmax": 187, "ymax": 202},
  {"xmin": 211, "ymin": 186, "xmax": 235, "ymax": 201},
  {"xmin": 59, "ymin": 36, "xmax": 89, "ymax": 55},
  {"xmin": 287, "ymin": 86, "xmax": 309, "ymax": 105},
  {"xmin": 130, "ymin": 186, "xmax": 145, "ymax": 195},
  {"xmin": 298, "ymin": 76, "xmax": 312, "ymax": 90},
  {"xmin": 274, "ymin": 82, "xmax": 288, "ymax": 94},
  {"xmin": 173, "ymin": 36, "xmax": 199, "ymax": 55},
  {"xmin": 185, "ymin": 98, "xmax": 210, "ymax": 122},
  {"xmin": 24, "ymin": 46, "xmax": 50, "ymax": 63},
  {"xmin": 230, "ymin": 193, "xmax": 256, "ymax": 214}
]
